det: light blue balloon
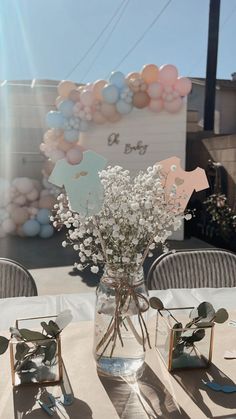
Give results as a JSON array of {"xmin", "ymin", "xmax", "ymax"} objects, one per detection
[
  {"xmin": 46, "ymin": 111, "xmax": 65, "ymax": 129},
  {"xmin": 36, "ymin": 208, "xmax": 51, "ymax": 225},
  {"xmin": 79, "ymin": 120, "xmax": 89, "ymax": 132},
  {"xmin": 64, "ymin": 129, "xmax": 79, "ymax": 142},
  {"xmin": 58, "ymin": 100, "xmax": 75, "ymax": 118},
  {"xmin": 22, "ymin": 219, "xmax": 41, "ymax": 237},
  {"xmin": 109, "ymin": 71, "xmax": 125, "ymax": 89},
  {"xmin": 116, "ymin": 100, "xmax": 132, "ymax": 115},
  {"xmin": 39, "ymin": 224, "xmax": 54, "ymax": 239},
  {"xmin": 102, "ymin": 84, "xmax": 119, "ymax": 104}
]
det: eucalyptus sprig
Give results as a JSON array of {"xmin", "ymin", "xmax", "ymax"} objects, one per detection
[
  {"xmin": 150, "ymin": 298, "xmax": 228, "ymax": 358},
  {"xmin": 0, "ymin": 310, "xmax": 72, "ymax": 371}
]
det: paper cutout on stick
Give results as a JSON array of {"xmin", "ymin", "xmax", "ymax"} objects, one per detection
[
  {"xmin": 156, "ymin": 156, "xmax": 209, "ymax": 212},
  {"xmin": 49, "ymin": 150, "xmax": 107, "ymax": 215}
]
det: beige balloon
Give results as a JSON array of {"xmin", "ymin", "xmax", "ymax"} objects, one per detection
[
  {"xmin": 125, "ymin": 72, "xmax": 140, "ymax": 82},
  {"xmin": 133, "ymin": 91, "xmax": 150, "ymax": 108},
  {"xmin": 141, "ymin": 64, "xmax": 159, "ymax": 84},
  {"xmin": 92, "ymin": 111, "xmax": 107, "ymax": 124},
  {"xmin": 68, "ymin": 89, "xmax": 81, "ymax": 102},
  {"xmin": 101, "ymin": 103, "xmax": 116, "ymax": 118},
  {"xmin": 58, "ymin": 80, "xmax": 77, "ymax": 98},
  {"xmin": 108, "ymin": 112, "xmax": 122, "ymax": 123},
  {"xmin": 93, "ymin": 80, "xmax": 107, "ymax": 101},
  {"xmin": 11, "ymin": 207, "xmax": 29, "ymax": 225}
]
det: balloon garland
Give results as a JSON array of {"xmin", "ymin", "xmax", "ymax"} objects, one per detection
[
  {"xmin": 0, "ymin": 64, "xmax": 192, "ymax": 239},
  {"xmin": 0, "ymin": 177, "xmax": 57, "ymax": 238},
  {"xmin": 42, "ymin": 64, "xmax": 192, "ymax": 167}
]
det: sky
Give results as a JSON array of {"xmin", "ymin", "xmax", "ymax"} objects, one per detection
[{"xmin": 0, "ymin": 0, "xmax": 236, "ymax": 84}]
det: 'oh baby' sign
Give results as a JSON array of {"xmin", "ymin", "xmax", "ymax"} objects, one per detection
[{"xmin": 79, "ymin": 105, "xmax": 187, "ymax": 175}]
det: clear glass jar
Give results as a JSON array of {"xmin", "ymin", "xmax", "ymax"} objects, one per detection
[{"xmin": 93, "ymin": 267, "xmax": 149, "ymax": 377}]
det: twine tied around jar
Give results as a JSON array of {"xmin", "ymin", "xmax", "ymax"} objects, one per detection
[{"xmin": 96, "ymin": 276, "xmax": 151, "ymax": 359}]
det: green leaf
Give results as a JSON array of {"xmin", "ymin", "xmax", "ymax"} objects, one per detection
[
  {"xmin": 48, "ymin": 321, "xmax": 60, "ymax": 336},
  {"xmin": 193, "ymin": 328, "xmax": 205, "ymax": 341},
  {"xmin": 183, "ymin": 328, "xmax": 205, "ymax": 346},
  {"xmin": 198, "ymin": 302, "xmax": 215, "ymax": 321},
  {"xmin": 41, "ymin": 321, "xmax": 59, "ymax": 337},
  {"xmin": 15, "ymin": 342, "xmax": 30, "ymax": 361},
  {"xmin": 43, "ymin": 341, "xmax": 57, "ymax": 362},
  {"xmin": 19, "ymin": 329, "xmax": 48, "ymax": 342},
  {"xmin": 0, "ymin": 336, "xmax": 9, "ymax": 355},
  {"xmin": 149, "ymin": 297, "xmax": 164, "ymax": 310},
  {"xmin": 214, "ymin": 308, "xmax": 229, "ymax": 324}
]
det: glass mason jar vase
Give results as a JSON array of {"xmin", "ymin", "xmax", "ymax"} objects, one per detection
[{"xmin": 93, "ymin": 267, "xmax": 150, "ymax": 377}]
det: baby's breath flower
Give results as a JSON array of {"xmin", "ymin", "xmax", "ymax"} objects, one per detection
[{"xmin": 52, "ymin": 164, "xmax": 189, "ymax": 275}]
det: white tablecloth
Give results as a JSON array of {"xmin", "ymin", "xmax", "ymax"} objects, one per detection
[{"xmin": 1, "ymin": 287, "xmax": 236, "ymax": 331}]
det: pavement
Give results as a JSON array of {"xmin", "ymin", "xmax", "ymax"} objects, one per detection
[{"xmin": 0, "ymin": 231, "xmax": 214, "ymax": 295}]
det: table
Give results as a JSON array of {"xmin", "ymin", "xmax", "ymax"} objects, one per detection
[
  {"xmin": 0, "ymin": 289, "xmax": 236, "ymax": 418},
  {"xmin": 1, "ymin": 287, "xmax": 236, "ymax": 330}
]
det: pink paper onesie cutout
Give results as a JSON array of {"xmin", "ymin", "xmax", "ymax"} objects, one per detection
[{"xmin": 156, "ymin": 156, "xmax": 209, "ymax": 212}]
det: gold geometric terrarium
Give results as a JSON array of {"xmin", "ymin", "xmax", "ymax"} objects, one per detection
[
  {"xmin": 10, "ymin": 316, "xmax": 63, "ymax": 386},
  {"xmin": 155, "ymin": 307, "xmax": 214, "ymax": 372}
]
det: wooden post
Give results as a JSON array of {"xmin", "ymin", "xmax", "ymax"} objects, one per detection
[{"xmin": 203, "ymin": 0, "xmax": 221, "ymax": 132}]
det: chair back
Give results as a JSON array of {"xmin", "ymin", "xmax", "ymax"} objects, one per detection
[
  {"xmin": 147, "ymin": 248, "xmax": 236, "ymax": 290},
  {"xmin": 0, "ymin": 258, "xmax": 38, "ymax": 298}
]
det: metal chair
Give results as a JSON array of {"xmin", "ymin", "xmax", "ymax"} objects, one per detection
[
  {"xmin": 0, "ymin": 258, "xmax": 38, "ymax": 298},
  {"xmin": 147, "ymin": 248, "xmax": 236, "ymax": 290}
]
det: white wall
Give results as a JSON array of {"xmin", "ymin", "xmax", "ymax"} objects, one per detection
[{"xmin": 80, "ymin": 104, "xmax": 187, "ymax": 239}]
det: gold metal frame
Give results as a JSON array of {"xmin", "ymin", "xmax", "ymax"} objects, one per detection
[
  {"xmin": 10, "ymin": 315, "xmax": 63, "ymax": 387},
  {"xmin": 155, "ymin": 306, "xmax": 214, "ymax": 372}
]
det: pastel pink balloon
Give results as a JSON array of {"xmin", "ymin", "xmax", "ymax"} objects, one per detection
[
  {"xmin": 50, "ymin": 149, "xmax": 65, "ymax": 163},
  {"xmin": 147, "ymin": 82, "xmax": 163, "ymax": 99},
  {"xmin": 66, "ymin": 147, "xmax": 83, "ymax": 165},
  {"xmin": 174, "ymin": 77, "xmax": 192, "ymax": 96},
  {"xmin": 58, "ymin": 138, "xmax": 74, "ymax": 152},
  {"xmin": 32, "ymin": 180, "xmax": 41, "ymax": 191},
  {"xmin": 148, "ymin": 99, "xmax": 163, "ymax": 112},
  {"xmin": 11, "ymin": 207, "xmax": 29, "ymax": 225},
  {"xmin": 164, "ymin": 97, "xmax": 183, "ymax": 113},
  {"xmin": 13, "ymin": 195, "xmax": 26, "ymax": 205},
  {"xmin": 93, "ymin": 80, "xmax": 107, "ymax": 101},
  {"xmin": 80, "ymin": 90, "xmax": 94, "ymax": 107},
  {"xmin": 92, "ymin": 111, "xmax": 106, "ymax": 124},
  {"xmin": 26, "ymin": 188, "xmax": 39, "ymax": 202},
  {"xmin": 158, "ymin": 65, "xmax": 178, "ymax": 85},
  {"xmin": 44, "ymin": 129, "xmax": 62, "ymax": 142},
  {"xmin": 13, "ymin": 178, "xmax": 34, "ymax": 194},
  {"xmin": 2, "ymin": 218, "xmax": 16, "ymax": 234}
]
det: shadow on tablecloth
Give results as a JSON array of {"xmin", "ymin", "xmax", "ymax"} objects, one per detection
[
  {"xmin": 98, "ymin": 362, "xmax": 190, "ymax": 419},
  {"xmin": 13, "ymin": 362, "xmax": 93, "ymax": 418},
  {"xmin": 173, "ymin": 362, "xmax": 236, "ymax": 418}
]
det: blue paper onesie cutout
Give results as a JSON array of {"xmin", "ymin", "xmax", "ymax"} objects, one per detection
[{"xmin": 49, "ymin": 150, "xmax": 107, "ymax": 216}]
